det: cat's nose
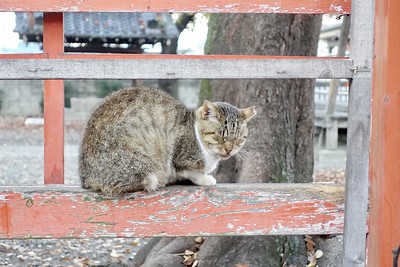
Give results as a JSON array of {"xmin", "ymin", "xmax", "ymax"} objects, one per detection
[{"xmin": 225, "ymin": 148, "xmax": 232, "ymax": 155}]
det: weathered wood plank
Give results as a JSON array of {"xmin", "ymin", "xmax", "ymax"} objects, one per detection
[
  {"xmin": 0, "ymin": 0, "xmax": 351, "ymax": 14},
  {"xmin": 368, "ymin": 0, "xmax": 400, "ymax": 266},
  {"xmin": 342, "ymin": 0, "xmax": 374, "ymax": 266},
  {"xmin": 0, "ymin": 57, "xmax": 353, "ymax": 80},
  {"xmin": 0, "ymin": 184, "xmax": 345, "ymax": 238}
]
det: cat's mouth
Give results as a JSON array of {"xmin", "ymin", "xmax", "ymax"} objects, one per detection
[{"xmin": 219, "ymin": 154, "xmax": 232, "ymax": 160}]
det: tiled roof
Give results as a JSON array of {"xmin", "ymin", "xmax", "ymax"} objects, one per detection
[{"xmin": 14, "ymin": 12, "xmax": 179, "ymax": 44}]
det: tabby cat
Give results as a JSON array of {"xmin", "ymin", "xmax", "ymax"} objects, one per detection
[{"xmin": 79, "ymin": 87, "xmax": 256, "ymax": 196}]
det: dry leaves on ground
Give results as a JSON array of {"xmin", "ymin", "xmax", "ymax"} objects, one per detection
[
  {"xmin": 305, "ymin": 235, "xmax": 324, "ymax": 267},
  {"xmin": 180, "ymin": 237, "xmax": 204, "ymax": 267},
  {"xmin": 313, "ymin": 169, "xmax": 345, "ymax": 183}
]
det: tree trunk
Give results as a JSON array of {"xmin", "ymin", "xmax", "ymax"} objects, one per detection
[
  {"xmin": 203, "ymin": 14, "xmax": 320, "ymax": 184},
  {"xmin": 133, "ymin": 13, "xmax": 322, "ymax": 267}
]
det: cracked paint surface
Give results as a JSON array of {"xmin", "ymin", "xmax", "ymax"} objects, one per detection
[
  {"xmin": 0, "ymin": 0, "xmax": 350, "ymax": 14},
  {"xmin": 0, "ymin": 184, "xmax": 345, "ymax": 238}
]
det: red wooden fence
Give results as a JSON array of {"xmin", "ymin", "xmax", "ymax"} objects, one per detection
[{"xmin": 0, "ymin": 0, "xmax": 398, "ymax": 266}]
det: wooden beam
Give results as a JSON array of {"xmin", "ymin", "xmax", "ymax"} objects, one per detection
[
  {"xmin": 0, "ymin": 184, "xmax": 345, "ymax": 238},
  {"xmin": 0, "ymin": 0, "xmax": 351, "ymax": 14},
  {"xmin": 0, "ymin": 57, "xmax": 353, "ymax": 80},
  {"xmin": 43, "ymin": 13, "xmax": 64, "ymax": 184},
  {"xmin": 368, "ymin": 0, "xmax": 400, "ymax": 266},
  {"xmin": 342, "ymin": 0, "xmax": 374, "ymax": 266},
  {"xmin": 0, "ymin": 54, "xmax": 47, "ymax": 59}
]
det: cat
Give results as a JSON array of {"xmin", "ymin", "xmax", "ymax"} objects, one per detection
[{"xmin": 79, "ymin": 86, "xmax": 256, "ymax": 196}]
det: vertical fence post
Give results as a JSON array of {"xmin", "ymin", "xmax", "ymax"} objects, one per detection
[
  {"xmin": 368, "ymin": 0, "xmax": 400, "ymax": 266},
  {"xmin": 342, "ymin": 0, "xmax": 374, "ymax": 266},
  {"xmin": 43, "ymin": 13, "xmax": 64, "ymax": 184}
]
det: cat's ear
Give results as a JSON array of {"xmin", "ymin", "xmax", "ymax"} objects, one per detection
[
  {"xmin": 240, "ymin": 106, "xmax": 256, "ymax": 123},
  {"xmin": 202, "ymin": 100, "xmax": 219, "ymax": 121}
]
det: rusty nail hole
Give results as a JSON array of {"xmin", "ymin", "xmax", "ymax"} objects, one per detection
[{"xmin": 26, "ymin": 198, "xmax": 34, "ymax": 207}]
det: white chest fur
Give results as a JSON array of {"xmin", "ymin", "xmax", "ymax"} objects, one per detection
[
  {"xmin": 202, "ymin": 152, "xmax": 220, "ymax": 174},
  {"xmin": 194, "ymin": 123, "xmax": 220, "ymax": 174}
]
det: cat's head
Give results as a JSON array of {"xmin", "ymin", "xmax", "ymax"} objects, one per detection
[{"xmin": 196, "ymin": 100, "xmax": 256, "ymax": 159}]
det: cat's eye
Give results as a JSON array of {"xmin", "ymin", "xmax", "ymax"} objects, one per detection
[
  {"xmin": 235, "ymin": 139, "xmax": 245, "ymax": 145},
  {"xmin": 217, "ymin": 137, "xmax": 225, "ymax": 142},
  {"xmin": 202, "ymin": 131, "xmax": 215, "ymax": 135},
  {"xmin": 206, "ymin": 141, "xmax": 218, "ymax": 146}
]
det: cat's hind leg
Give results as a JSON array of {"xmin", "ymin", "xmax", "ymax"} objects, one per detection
[
  {"xmin": 143, "ymin": 173, "xmax": 159, "ymax": 192},
  {"xmin": 99, "ymin": 173, "xmax": 162, "ymax": 196}
]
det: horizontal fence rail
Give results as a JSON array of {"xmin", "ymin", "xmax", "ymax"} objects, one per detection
[
  {"xmin": 0, "ymin": 184, "xmax": 345, "ymax": 238},
  {"xmin": 0, "ymin": 0, "xmax": 351, "ymax": 13},
  {"xmin": 0, "ymin": 56, "xmax": 353, "ymax": 80}
]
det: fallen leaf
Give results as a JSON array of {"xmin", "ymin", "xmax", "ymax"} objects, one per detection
[
  {"xmin": 315, "ymin": 250, "xmax": 324, "ymax": 259},
  {"xmin": 308, "ymin": 252, "xmax": 317, "ymax": 264},
  {"xmin": 305, "ymin": 235, "xmax": 315, "ymax": 251},
  {"xmin": 183, "ymin": 256, "xmax": 195, "ymax": 266},
  {"xmin": 195, "ymin": 237, "xmax": 204, "ymax": 244},
  {"xmin": 185, "ymin": 250, "xmax": 195, "ymax": 255}
]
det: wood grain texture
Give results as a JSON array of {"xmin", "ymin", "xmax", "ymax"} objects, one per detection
[
  {"xmin": 368, "ymin": 0, "xmax": 400, "ymax": 266},
  {"xmin": 0, "ymin": 0, "xmax": 351, "ymax": 13},
  {"xmin": 342, "ymin": 0, "xmax": 374, "ymax": 266},
  {"xmin": 0, "ymin": 57, "xmax": 353, "ymax": 80},
  {"xmin": 43, "ymin": 13, "xmax": 64, "ymax": 185},
  {"xmin": 0, "ymin": 184, "xmax": 345, "ymax": 239}
]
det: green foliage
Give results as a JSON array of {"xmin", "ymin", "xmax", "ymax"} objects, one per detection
[{"xmin": 95, "ymin": 80, "xmax": 124, "ymax": 98}]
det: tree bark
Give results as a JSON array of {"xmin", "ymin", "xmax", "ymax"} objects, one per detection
[
  {"xmin": 203, "ymin": 14, "xmax": 320, "ymax": 184},
  {"xmin": 134, "ymin": 13, "xmax": 322, "ymax": 267}
]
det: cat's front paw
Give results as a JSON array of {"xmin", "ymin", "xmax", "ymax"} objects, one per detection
[{"xmin": 196, "ymin": 175, "xmax": 217, "ymax": 186}]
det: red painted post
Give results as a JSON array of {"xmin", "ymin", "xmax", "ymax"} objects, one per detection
[
  {"xmin": 43, "ymin": 13, "xmax": 64, "ymax": 184},
  {"xmin": 369, "ymin": 0, "xmax": 400, "ymax": 265}
]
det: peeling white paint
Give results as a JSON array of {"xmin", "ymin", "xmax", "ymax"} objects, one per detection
[
  {"xmin": 0, "ymin": 184, "xmax": 344, "ymax": 238},
  {"xmin": 100, "ymin": 205, "xmax": 109, "ymax": 212},
  {"xmin": 330, "ymin": 5, "xmax": 343, "ymax": 12},
  {"xmin": 236, "ymin": 226, "xmax": 245, "ymax": 233},
  {"xmin": 224, "ymin": 4, "xmax": 239, "ymax": 9},
  {"xmin": 127, "ymin": 220, "xmax": 151, "ymax": 225},
  {"xmin": 258, "ymin": 4, "xmax": 281, "ymax": 12},
  {"xmin": 123, "ymin": 232, "xmax": 134, "ymax": 238}
]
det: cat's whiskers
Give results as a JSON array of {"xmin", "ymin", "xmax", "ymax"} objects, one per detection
[{"xmin": 235, "ymin": 149, "xmax": 250, "ymax": 162}]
